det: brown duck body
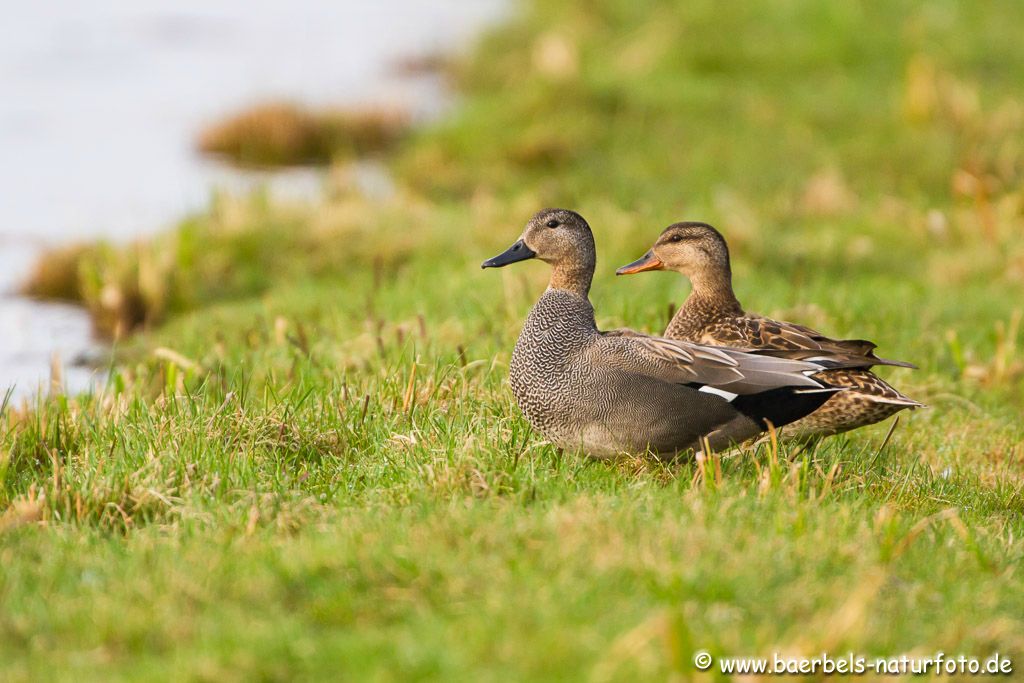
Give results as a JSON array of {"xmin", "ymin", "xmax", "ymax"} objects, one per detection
[
  {"xmin": 667, "ymin": 293, "xmax": 921, "ymax": 439},
  {"xmin": 619, "ymin": 222, "xmax": 922, "ymax": 440}
]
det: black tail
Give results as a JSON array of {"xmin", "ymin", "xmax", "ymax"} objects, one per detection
[{"xmin": 730, "ymin": 386, "xmax": 842, "ymax": 431}]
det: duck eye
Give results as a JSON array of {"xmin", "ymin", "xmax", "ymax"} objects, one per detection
[
  {"xmin": 545, "ymin": 219, "xmax": 560, "ymax": 228},
  {"xmin": 669, "ymin": 234, "xmax": 684, "ymax": 242}
]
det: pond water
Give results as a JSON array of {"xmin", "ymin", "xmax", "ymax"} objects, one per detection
[{"xmin": 0, "ymin": 0, "xmax": 505, "ymax": 398}]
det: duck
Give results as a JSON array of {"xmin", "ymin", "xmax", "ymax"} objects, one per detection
[
  {"xmin": 481, "ymin": 208, "xmax": 879, "ymax": 458},
  {"xmin": 616, "ymin": 221, "xmax": 923, "ymax": 440}
]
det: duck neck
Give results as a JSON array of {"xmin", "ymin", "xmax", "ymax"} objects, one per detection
[
  {"xmin": 669, "ymin": 266, "xmax": 743, "ymax": 339},
  {"xmin": 548, "ymin": 265, "xmax": 592, "ymax": 297},
  {"xmin": 547, "ymin": 250, "xmax": 595, "ymax": 298},
  {"xmin": 686, "ymin": 265, "xmax": 741, "ymax": 313}
]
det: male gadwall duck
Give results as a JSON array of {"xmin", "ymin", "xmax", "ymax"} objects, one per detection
[
  {"xmin": 482, "ymin": 209, "xmax": 876, "ymax": 458},
  {"xmin": 617, "ymin": 221, "xmax": 922, "ymax": 440}
]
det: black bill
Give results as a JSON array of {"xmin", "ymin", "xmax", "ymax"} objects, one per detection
[{"xmin": 481, "ymin": 239, "xmax": 536, "ymax": 268}]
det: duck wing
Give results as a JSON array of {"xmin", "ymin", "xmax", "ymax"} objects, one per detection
[
  {"xmin": 594, "ymin": 332, "xmax": 842, "ymax": 395},
  {"xmin": 733, "ymin": 316, "xmax": 917, "ymax": 369}
]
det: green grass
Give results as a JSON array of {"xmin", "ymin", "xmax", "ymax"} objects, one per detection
[{"xmin": 4, "ymin": 0, "xmax": 1024, "ymax": 679}]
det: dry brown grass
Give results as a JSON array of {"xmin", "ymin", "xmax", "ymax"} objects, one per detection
[
  {"xmin": 196, "ymin": 101, "xmax": 410, "ymax": 167},
  {"xmin": 19, "ymin": 243, "xmax": 89, "ymax": 301},
  {"xmin": 19, "ymin": 241, "xmax": 161, "ymax": 337}
]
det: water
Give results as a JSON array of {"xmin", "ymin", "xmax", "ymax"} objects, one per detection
[{"xmin": 0, "ymin": 0, "xmax": 505, "ymax": 398}]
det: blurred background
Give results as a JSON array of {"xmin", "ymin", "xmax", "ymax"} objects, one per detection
[{"xmin": 1, "ymin": 0, "xmax": 504, "ymax": 396}]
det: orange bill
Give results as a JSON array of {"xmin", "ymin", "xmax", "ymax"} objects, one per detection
[{"xmin": 615, "ymin": 251, "xmax": 663, "ymax": 275}]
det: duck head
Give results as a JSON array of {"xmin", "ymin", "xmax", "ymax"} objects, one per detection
[
  {"xmin": 482, "ymin": 208, "xmax": 596, "ymax": 295},
  {"xmin": 616, "ymin": 221, "xmax": 730, "ymax": 281}
]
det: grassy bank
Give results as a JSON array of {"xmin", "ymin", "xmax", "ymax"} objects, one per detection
[{"xmin": 4, "ymin": 0, "xmax": 1024, "ymax": 679}]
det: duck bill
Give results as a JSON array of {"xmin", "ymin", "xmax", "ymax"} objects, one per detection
[
  {"xmin": 481, "ymin": 239, "xmax": 536, "ymax": 268},
  {"xmin": 615, "ymin": 251, "xmax": 663, "ymax": 275}
]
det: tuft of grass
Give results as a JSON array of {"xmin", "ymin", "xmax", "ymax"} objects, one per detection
[
  {"xmin": 197, "ymin": 101, "xmax": 410, "ymax": 167},
  {"xmin": 19, "ymin": 243, "xmax": 90, "ymax": 302},
  {"xmin": 17, "ymin": 194, "xmax": 418, "ymax": 338}
]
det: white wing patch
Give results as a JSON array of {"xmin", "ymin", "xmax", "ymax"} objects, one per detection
[{"xmin": 698, "ymin": 386, "xmax": 739, "ymax": 402}]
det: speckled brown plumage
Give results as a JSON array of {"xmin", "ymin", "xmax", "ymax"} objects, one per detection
[
  {"xmin": 618, "ymin": 221, "xmax": 922, "ymax": 440},
  {"xmin": 483, "ymin": 209, "xmax": 873, "ymax": 458}
]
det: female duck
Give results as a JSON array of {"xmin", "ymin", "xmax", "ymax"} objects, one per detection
[{"xmin": 616, "ymin": 221, "xmax": 922, "ymax": 439}]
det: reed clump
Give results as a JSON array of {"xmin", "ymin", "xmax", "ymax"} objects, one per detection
[
  {"xmin": 197, "ymin": 102, "xmax": 410, "ymax": 167},
  {"xmin": 20, "ymin": 243, "xmax": 90, "ymax": 302}
]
